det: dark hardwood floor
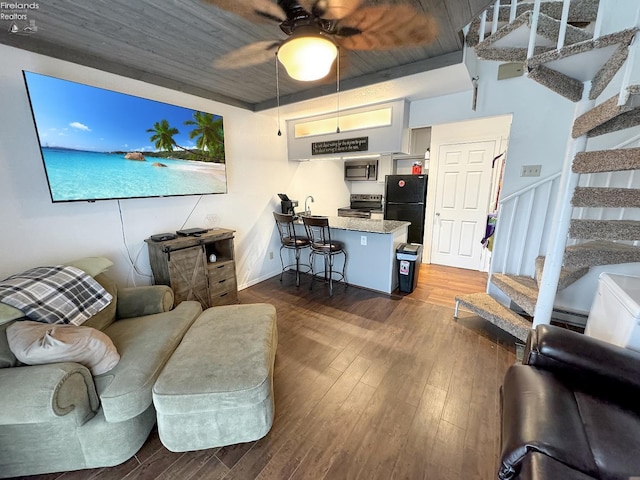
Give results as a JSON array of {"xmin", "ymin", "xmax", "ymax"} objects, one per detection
[{"xmin": 16, "ymin": 266, "xmax": 516, "ymax": 480}]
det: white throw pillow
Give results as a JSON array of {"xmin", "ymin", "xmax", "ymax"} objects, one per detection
[{"xmin": 6, "ymin": 321, "xmax": 120, "ymax": 375}]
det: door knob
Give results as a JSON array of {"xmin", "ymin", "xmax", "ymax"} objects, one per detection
[{"xmin": 435, "ymin": 212, "xmax": 440, "ymax": 216}]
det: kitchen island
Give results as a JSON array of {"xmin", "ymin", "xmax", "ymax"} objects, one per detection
[{"xmin": 293, "ymin": 216, "xmax": 410, "ymax": 294}]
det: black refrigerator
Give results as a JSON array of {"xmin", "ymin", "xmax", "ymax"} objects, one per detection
[{"xmin": 384, "ymin": 174, "xmax": 428, "ymax": 244}]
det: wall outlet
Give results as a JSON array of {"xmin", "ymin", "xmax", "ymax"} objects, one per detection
[
  {"xmin": 269, "ymin": 251, "xmax": 274, "ymax": 260},
  {"xmin": 361, "ymin": 235, "xmax": 367, "ymax": 246},
  {"xmin": 520, "ymin": 164, "xmax": 542, "ymax": 177},
  {"xmin": 205, "ymin": 214, "xmax": 220, "ymax": 227}
]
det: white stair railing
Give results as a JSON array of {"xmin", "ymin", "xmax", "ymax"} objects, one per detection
[
  {"xmin": 509, "ymin": 0, "xmax": 518, "ymax": 22},
  {"xmin": 491, "ymin": 0, "xmax": 501, "ymax": 35},
  {"xmin": 526, "ymin": 0, "xmax": 543, "ymax": 59},
  {"xmin": 475, "ymin": 0, "xmax": 594, "ymax": 55},
  {"xmin": 556, "ymin": 0, "xmax": 571, "ymax": 49},
  {"xmin": 489, "ymin": 172, "xmax": 561, "ymax": 278}
]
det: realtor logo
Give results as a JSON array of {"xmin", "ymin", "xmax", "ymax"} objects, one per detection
[
  {"xmin": 3, "ymin": 2, "xmax": 39, "ymax": 35},
  {"xmin": 23, "ymin": 18, "xmax": 36, "ymax": 32},
  {"xmin": 8, "ymin": 18, "xmax": 36, "ymax": 34}
]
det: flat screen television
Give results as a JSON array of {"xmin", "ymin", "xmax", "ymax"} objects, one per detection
[{"xmin": 22, "ymin": 70, "xmax": 227, "ymax": 202}]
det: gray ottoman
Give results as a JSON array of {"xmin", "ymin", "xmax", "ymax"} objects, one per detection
[{"xmin": 152, "ymin": 303, "xmax": 277, "ymax": 452}]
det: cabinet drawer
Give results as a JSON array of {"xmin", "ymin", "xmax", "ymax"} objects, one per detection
[
  {"xmin": 207, "ymin": 260, "xmax": 235, "ymax": 282},
  {"xmin": 209, "ymin": 275, "xmax": 237, "ymax": 296},
  {"xmin": 209, "ymin": 288, "xmax": 238, "ymax": 306}
]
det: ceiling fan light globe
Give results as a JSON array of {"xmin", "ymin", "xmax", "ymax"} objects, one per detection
[{"xmin": 278, "ymin": 36, "xmax": 337, "ymax": 81}]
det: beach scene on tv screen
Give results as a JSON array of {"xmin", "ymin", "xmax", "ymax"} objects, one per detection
[{"xmin": 23, "ymin": 71, "xmax": 227, "ymax": 202}]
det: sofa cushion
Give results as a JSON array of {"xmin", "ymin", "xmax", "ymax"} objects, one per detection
[
  {"xmin": 575, "ymin": 389, "xmax": 640, "ymax": 479},
  {"xmin": 0, "ymin": 320, "xmax": 18, "ymax": 368},
  {"xmin": 6, "ymin": 321, "xmax": 120, "ymax": 376},
  {"xmin": 0, "ymin": 266, "xmax": 112, "ymax": 325},
  {"xmin": 0, "ymin": 302, "xmax": 25, "ymax": 324},
  {"xmin": 94, "ymin": 300, "xmax": 202, "ymax": 423},
  {"xmin": 83, "ymin": 274, "xmax": 118, "ymax": 332},
  {"xmin": 500, "ymin": 365, "xmax": 599, "ymax": 479},
  {"xmin": 515, "ymin": 452, "xmax": 598, "ymax": 480},
  {"xmin": 152, "ymin": 303, "xmax": 277, "ymax": 452},
  {"xmin": 65, "ymin": 256, "xmax": 114, "ymax": 278},
  {"xmin": 153, "ymin": 304, "xmax": 278, "ymax": 413}
]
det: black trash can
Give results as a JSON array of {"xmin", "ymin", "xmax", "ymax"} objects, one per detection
[{"xmin": 396, "ymin": 243, "xmax": 423, "ymax": 293}]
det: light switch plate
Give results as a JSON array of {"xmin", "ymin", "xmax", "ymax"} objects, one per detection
[{"xmin": 521, "ymin": 165, "xmax": 542, "ymax": 177}]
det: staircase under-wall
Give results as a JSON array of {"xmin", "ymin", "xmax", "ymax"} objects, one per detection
[{"xmin": 456, "ymin": 0, "xmax": 640, "ymax": 343}]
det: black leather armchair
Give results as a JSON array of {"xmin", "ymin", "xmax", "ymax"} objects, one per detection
[{"xmin": 499, "ymin": 324, "xmax": 640, "ymax": 480}]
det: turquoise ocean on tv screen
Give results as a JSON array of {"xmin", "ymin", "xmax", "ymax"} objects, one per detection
[{"xmin": 42, "ymin": 148, "xmax": 227, "ymax": 201}]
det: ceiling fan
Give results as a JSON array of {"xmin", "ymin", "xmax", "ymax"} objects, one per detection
[{"xmin": 206, "ymin": 0, "xmax": 439, "ymax": 81}]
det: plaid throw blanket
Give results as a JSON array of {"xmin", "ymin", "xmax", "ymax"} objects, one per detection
[{"xmin": 0, "ymin": 265, "xmax": 113, "ymax": 325}]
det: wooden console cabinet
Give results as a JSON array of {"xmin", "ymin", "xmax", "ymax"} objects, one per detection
[{"xmin": 145, "ymin": 228, "xmax": 238, "ymax": 309}]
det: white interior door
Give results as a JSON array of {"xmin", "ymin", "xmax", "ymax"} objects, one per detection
[{"xmin": 430, "ymin": 140, "xmax": 495, "ymax": 270}]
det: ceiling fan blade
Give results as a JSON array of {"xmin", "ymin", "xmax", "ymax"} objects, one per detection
[
  {"xmin": 297, "ymin": 0, "xmax": 363, "ymax": 20},
  {"xmin": 203, "ymin": 0, "xmax": 286, "ymax": 23},
  {"xmin": 213, "ymin": 41, "xmax": 281, "ymax": 69},
  {"xmin": 335, "ymin": 5, "xmax": 439, "ymax": 50}
]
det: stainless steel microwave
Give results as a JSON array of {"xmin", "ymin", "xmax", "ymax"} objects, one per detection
[{"xmin": 344, "ymin": 159, "xmax": 378, "ymax": 181}]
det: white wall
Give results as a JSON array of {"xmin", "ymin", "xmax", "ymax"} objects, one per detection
[
  {"xmin": 410, "ymin": 51, "xmax": 578, "ymax": 196},
  {"xmin": 280, "ymin": 159, "xmax": 351, "ymax": 217},
  {"xmin": 0, "ymin": 44, "xmax": 298, "ymax": 290}
]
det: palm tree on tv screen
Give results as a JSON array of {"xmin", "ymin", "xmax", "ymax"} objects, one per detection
[
  {"xmin": 185, "ymin": 111, "xmax": 225, "ymax": 162},
  {"xmin": 146, "ymin": 119, "xmax": 179, "ymax": 152}
]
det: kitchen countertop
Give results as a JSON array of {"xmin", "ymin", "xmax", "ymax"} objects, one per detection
[{"xmin": 298, "ymin": 216, "xmax": 410, "ymax": 234}]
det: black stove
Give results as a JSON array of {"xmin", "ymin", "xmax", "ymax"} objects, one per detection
[{"xmin": 337, "ymin": 194, "xmax": 384, "ymax": 219}]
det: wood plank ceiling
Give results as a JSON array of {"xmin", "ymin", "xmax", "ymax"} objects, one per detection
[{"xmin": 0, "ymin": 0, "xmax": 495, "ymax": 111}]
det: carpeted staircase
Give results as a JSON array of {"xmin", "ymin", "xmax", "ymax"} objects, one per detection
[{"xmin": 456, "ymin": 0, "xmax": 640, "ymax": 342}]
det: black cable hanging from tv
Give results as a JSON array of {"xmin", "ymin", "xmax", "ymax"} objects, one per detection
[
  {"xmin": 336, "ymin": 46, "xmax": 341, "ymax": 134},
  {"xmin": 276, "ymin": 53, "xmax": 282, "ymax": 137}
]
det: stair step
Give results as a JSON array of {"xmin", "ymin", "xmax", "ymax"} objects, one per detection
[
  {"xmin": 527, "ymin": 29, "xmax": 637, "ymax": 103},
  {"xmin": 490, "ymin": 273, "xmax": 539, "ymax": 316},
  {"xmin": 573, "ymin": 90, "xmax": 640, "ymax": 138},
  {"xmin": 455, "ymin": 292, "xmax": 532, "ymax": 342},
  {"xmin": 587, "ymin": 107, "xmax": 640, "ymax": 137},
  {"xmin": 475, "ymin": 46, "xmax": 552, "ymax": 63},
  {"xmin": 572, "ymin": 147, "xmax": 640, "ymax": 173},
  {"xmin": 570, "ymin": 219, "xmax": 640, "ymax": 241},
  {"xmin": 466, "ymin": 0, "xmax": 599, "ymax": 47},
  {"xmin": 534, "ymin": 256, "xmax": 589, "ymax": 290},
  {"xmin": 527, "ymin": 64, "xmax": 583, "ymax": 101},
  {"xmin": 564, "ymin": 240, "xmax": 640, "ymax": 268},
  {"xmin": 475, "ymin": 11, "xmax": 590, "ymax": 62},
  {"xmin": 572, "ymin": 187, "xmax": 640, "ymax": 208}
]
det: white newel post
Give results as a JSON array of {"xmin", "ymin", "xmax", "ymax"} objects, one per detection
[{"xmin": 533, "ymin": 99, "xmax": 593, "ymax": 327}]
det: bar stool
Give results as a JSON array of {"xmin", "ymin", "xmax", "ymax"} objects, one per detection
[
  {"xmin": 302, "ymin": 216, "xmax": 347, "ymax": 297},
  {"xmin": 273, "ymin": 212, "xmax": 311, "ymax": 287}
]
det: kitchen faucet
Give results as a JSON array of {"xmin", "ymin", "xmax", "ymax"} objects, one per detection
[{"xmin": 304, "ymin": 195, "xmax": 314, "ymax": 216}]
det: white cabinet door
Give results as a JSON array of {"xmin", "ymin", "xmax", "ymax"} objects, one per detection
[{"xmin": 430, "ymin": 141, "xmax": 495, "ymax": 270}]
